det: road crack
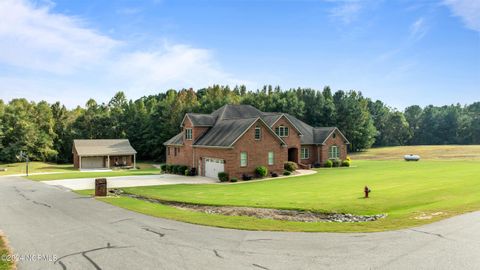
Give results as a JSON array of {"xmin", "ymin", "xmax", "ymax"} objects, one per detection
[{"xmin": 142, "ymin": 227, "xmax": 165, "ymax": 237}]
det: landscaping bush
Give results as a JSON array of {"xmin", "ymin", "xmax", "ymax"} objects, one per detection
[
  {"xmin": 218, "ymin": 172, "xmax": 229, "ymax": 182},
  {"xmin": 313, "ymin": 163, "xmax": 321, "ymax": 168},
  {"xmin": 230, "ymin": 177, "xmax": 238, "ymax": 182},
  {"xmin": 271, "ymin": 172, "xmax": 278, "ymax": 177},
  {"xmin": 342, "ymin": 160, "xmax": 350, "ymax": 167},
  {"xmin": 242, "ymin": 174, "xmax": 253, "ymax": 181},
  {"xmin": 178, "ymin": 165, "xmax": 188, "ymax": 175},
  {"xmin": 283, "ymin": 170, "xmax": 291, "ymax": 176},
  {"xmin": 171, "ymin": 165, "xmax": 180, "ymax": 174},
  {"xmin": 284, "ymin": 161, "xmax": 298, "ymax": 172},
  {"xmin": 165, "ymin": 164, "xmax": 172, "ymax": 173},
  {"xmin": 184, "ymin": 169, "xmax": 190, "ymax": 176},
  {"xmin": 332, "ymin": 159, "xmax": 341, "ymax": 167},
  {"xmin": 189, "ymin": 167, "xmax": 197, "ymax": 176},
  {"xmin": 160, "ymin": 164, "xmax": 167, "ymax": 173},
  {"xmin": 255, "ymin": 166, "xmax": 268, "ymax": 178},
  {"xmin": 324, "ymin": 160, "xmax": 333, "ymax": 168}
]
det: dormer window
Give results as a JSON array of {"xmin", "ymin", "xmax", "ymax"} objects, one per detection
[
  {"xmin": 275, "ymin": 125, "xmax": 289, "ymax": 137},
  {"xmin": 185, "ymin": 128, "xmax": 193, "ymax": 140},
  {"xmin": 254, "ymin": 127, "xmax": 261, "ymax": 140}
]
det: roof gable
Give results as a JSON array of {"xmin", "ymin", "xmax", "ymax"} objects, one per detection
[{"xmin": 74, "ymin": 139, "xmax": 137, "ymax": 156}]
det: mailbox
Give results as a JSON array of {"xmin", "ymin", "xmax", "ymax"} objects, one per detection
[{"xmin": 95, "ymin": 178, "xmax": 107, "ymax": 197}]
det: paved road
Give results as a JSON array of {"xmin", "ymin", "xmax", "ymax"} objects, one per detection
[
  {"xmin": 1, "ymin": 176, "xmax": 479, "ymax": 270},
  {"xmin": 42, "ymin": 174, "xmax": 218, "ymax": 190}
]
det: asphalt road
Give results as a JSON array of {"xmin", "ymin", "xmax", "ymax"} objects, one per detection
[{"xmin": 1, "ymin": 176, "xmax": 479, "ymax": 270}]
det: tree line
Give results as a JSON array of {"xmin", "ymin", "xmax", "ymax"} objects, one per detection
[{"xmin": 0, "ymin": 85, "xmax": 478, "ymax": 163}]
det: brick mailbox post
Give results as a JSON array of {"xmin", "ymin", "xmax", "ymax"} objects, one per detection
[{"xmin": 95, "ymin": 178, "xmax": 107, "ymax": 197}]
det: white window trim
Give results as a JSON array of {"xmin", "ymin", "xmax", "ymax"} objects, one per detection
[
  {"xmin": 301, "ymin": 147, "xmax": 310, "ymax": 159},
  {"xmin": 329, "ymin": 145, "xmax": 339, "ymax": 159},
  {"xmin": 185, "ymin": 128, "xmax": 193, "ymax": 140},
  {"xmin": 275, "ymin": 125, "xmax": 289, "ymax": 137},
  {"xmin": 268, "ymin": 151, "xmax": 274, "ymax": 165},
  {"xmin": 240, "ymin": 152, "xmax": 248, "ymax": 167},
  {"xmin": 255, "ymin": 127, "xmax": 261, "ymax": 140}
]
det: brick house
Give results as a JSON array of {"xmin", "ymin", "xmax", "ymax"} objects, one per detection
[
  {"xmin": 164, "ymin": 105, "xmax": 349, "ymax": 179},
  {"xmin": 73, "ymin": 139, "xmax": 137, "ymax": 170}
]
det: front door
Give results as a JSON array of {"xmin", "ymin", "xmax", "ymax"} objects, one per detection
[
  {"xmin": 204, "ymin": 158, "xmax": 225, "ymax": 179},
  {"xmin": 288, "ymin": 148, "xmax": 298, "ymax": 163}
]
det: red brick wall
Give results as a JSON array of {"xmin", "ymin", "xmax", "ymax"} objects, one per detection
[
  {"xmin": 194, "ymin": 119, "xmax": 287, "ymax": 179},
  {"xmin": 299, "ymin": 145, "xmax": 318, "ymax": 165},
  {"xmin": 319, "ymin": 129, "xmax": 348, "ymax": 164},
  {"xmin": 73, "ymin": 146, "xmax": 79, "ymax": 169}
]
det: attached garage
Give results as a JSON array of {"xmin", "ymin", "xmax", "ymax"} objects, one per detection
[
  {"xmin": 80, "ymin": 156, "xmax": 104, "ymax": 169},
  {"xmin": 204, "ymin": 158, "xmax": 225, "ymax": 179}
]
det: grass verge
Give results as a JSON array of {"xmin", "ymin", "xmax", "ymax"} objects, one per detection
[
  {"xmin": 0, "ymin": 234, "xmax": 14, "ymax": 270},
  {"xmin": 75, "ymin": 158, "xmax": 480, "ymax": 232}
]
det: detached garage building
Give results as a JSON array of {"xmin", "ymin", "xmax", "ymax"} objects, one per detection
[{"xmin": 73, "ymin": 139, "xmax": 137, "ymax": 170}]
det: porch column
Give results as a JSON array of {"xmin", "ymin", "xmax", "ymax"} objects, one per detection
[
  {"xmin": 133, "ymin": 154, "xmax": 136, "ymax": 169},
  {"xmin": 107, "ymin": 155, "xmax": 110, "ymax": 168}
]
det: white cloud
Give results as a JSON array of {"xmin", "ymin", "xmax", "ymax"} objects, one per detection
[
  {"xmin": 410, "ymin": 17, "xmax": 428, "ymax": 41},
  {"xmin": 0, "ymin": 0, "xmax": 244, "ymax": 106},
  {"xmin": 328, "ymin": 0, "xmax": 363, "ymax": 24},
  {"xmin": 443, "ymin": 0, "xmax": 480, "ymax": 32},
  {"xmin": 0, "ymin": 0, "xmax": 119, "ymax": 74}
]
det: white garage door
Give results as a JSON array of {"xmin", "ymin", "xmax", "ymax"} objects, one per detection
[
  {"xmin": 205, "ymin": 158, "xmax": 225, "ymax": 179},
  {"xmin": 81, "ymin": 156, "xmax": 104, "ymax": 169}
]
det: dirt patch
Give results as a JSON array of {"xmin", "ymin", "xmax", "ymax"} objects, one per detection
[
  {"xmin": 110, "ymin": 189, "xmax": 386, "ymax": 223},
  {"xmin": 414, "ymin": 212, "xmax": 444, "ymax": 220}
]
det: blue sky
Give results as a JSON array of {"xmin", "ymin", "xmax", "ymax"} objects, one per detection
[{"xmin": 0, "ymin": 0, "xmax": 479, "ymax": 109}]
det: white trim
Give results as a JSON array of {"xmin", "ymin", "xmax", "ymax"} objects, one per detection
[
  {"xmin": 254, "ymin": 126, "xmax": 261, "ymax": 140},
  {"xmin": 185, "ymin": 128, "xmax": 193, "ymax": 140},
  {"xmin": 268, "ymin": 151, "xmax": 274, "ymax": 165},
  {"xmin": 321, "ymin": 128, "xmax": 350, "ymax": 145},
  {"xmin": 240, "ymin": 152, "xmax": 248, "ymax": 167},
  {"xmin": 301, "ymin": 147, "xmax": 310, "ymax": 159},
  {"xmin": 270, "ymin": 114, "xmax": 303, "ymax": 135}
]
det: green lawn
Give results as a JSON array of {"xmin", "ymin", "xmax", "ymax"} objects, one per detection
[
  {"xmin": 27, "ymin": 164, "xmax": 160, "ymax": 181},
  {"xmin": 78, "ymin": 156, "xmax": 480, "ymax": 232},
  {"xmin": 0, "ymin": 235, "xmax": 13, "ymax": 270},
  {"xmin": 0, "ymin": 161, "xmax": 74, "ymax": 176}
]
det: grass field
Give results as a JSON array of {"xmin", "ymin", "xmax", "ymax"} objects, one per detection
[
  {"xmin": 26, "ymin": 162, "xmax": 160, "ymax": 181},
  {"xmin": 77, "ymin": 145, "xmax": 480, "ymax": 232},
  {"xmin": 350, "ymin": 145, "xmax": 480, "ymax": 160},
  {"xmin": 0, "ymin": 234, "xmax": 13, "ymax": 270},
  {"xmin": 0, "ymin": 162, "xmax": 74, "ymax": 176}
]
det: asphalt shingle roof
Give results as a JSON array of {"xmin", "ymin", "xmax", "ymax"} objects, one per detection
[
  {"xmin": 74, "ymin": 139, "xmax": 137, "ymax": 156},
  {"xmin": 165, "ymin": 104, "xmax": 346, "ymax": 147},
  {"xmin": 194, "ymin": 118, "xmax": 258, "ymax": 147}
]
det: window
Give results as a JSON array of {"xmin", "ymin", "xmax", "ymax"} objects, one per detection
[
  {"xmin": 240, "ymin": 152, "xmax": 248, "ymax": 167},
  {"xmin": 174, "ymin": 148, "xmax": 177, "ymax": 156},
  {"xmin": 167, "ymin": 147, "xmax": 170, "ymax": 156},
  {"xmin": 332, "ymin": 132, "xmax": 336, "ymax": 139},
  {"xmin": 185, "ymin": 128, "xmax": 193, "ymax": 140},
  {"xmin": 254, "ymin": 127, "xmax": 261, "ymax": 140},
  {"xmin": 275, "ymin": 125, "xmax": 289, "ymax": 137},
  {"xmin": 268, "ymin": 152, "xmax": 274, "ymax": 165},
  {"xmin": 329, "ymin": 146, "xmax": 339, "ymax": 159},
  {"xmin": 301, "ymin": 147, "xmax": 310, "ymax": 159}
]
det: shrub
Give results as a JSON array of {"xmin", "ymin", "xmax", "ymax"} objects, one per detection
[
  {"xmin": 218, "ymin": 172, "xmax": 229, "ymax": 182},
  {"xmin": 160, "ymin": 164, "xmax": 167, "ymax": 173},
  {"xmin": 324, "ymin": 160, "xmax": 333, "ymax": 168},
  {"xmin": 165, "ymin": 164, "xmax": 172, "ymax": 173},
  {"xmin": 342, "ymin": 160, "xmax": 350, "ymax": 167},
  {"xmin": 189, "ymin": 167, "xmax": 197, "ymax": 176},
  {"xmin": 255, "ymin": 166, "xmax": 268, "ymax": 178},
  {"xmin": 346, "ymin": 156, "xmax": 351, "ymax": 162},
  {"xmin": 184, "ymin": 169, "xmax": 190, "ymax": 176},
  {"xmin": 332, "ymin": 159, "xmax": 341, "ymax": 167},
  {"xmin": 284, "ymin": 161, "xmax": 298, "ymax": 172},
  {"xmin": 230, "ymin": 177, "xmax": 238, "ymax": 183},
  {"xmin": 271, "ymin": 172, "xmax": 279, "ymax": 177},
  {"xmin": 313, "ymin": 163, "xmax": 321, "ymax": 168},
  {"xmin": 178, "ymin": 165, "xmax": 188, "ymax": 175},
  {"xmin": 242, "ymin": 174, "xmax": 253, "ymax": 181},
  {"xmin": 283, "ymin": 170, "xmax": 291, "ymax": 176},
  {"xmin": 170, "ymin": 164, "xmax": 178, "ymax": 174}
]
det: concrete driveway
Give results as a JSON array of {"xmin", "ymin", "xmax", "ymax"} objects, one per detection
[
  {"xmin": 1, "ymin": 176, "xmax": 480, "ymax": 269},
  {"xmin": 42, "ymin": 174, "xmax": 218, "ymax": 190}
]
